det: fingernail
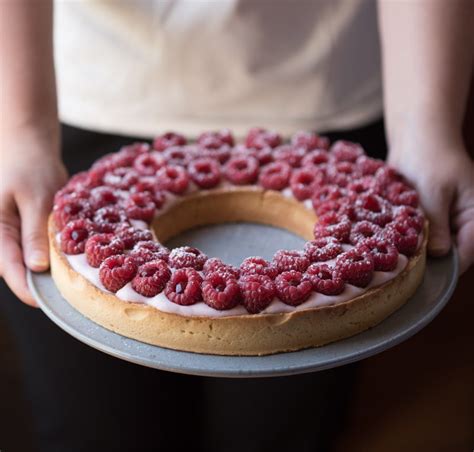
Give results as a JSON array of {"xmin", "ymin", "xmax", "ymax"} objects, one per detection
[{"xmin": 29, "ymin": 252, "xmax": 48, "ymax": 268}]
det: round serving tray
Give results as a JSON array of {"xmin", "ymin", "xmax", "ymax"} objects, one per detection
[{"xmin": 28, "ymin": 240, "xmax": 458, "ymax": 378}]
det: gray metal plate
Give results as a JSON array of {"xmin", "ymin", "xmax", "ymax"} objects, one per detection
[{"xmin": 28, "ymin": 223, "xmax": 458, "ymax": 378}]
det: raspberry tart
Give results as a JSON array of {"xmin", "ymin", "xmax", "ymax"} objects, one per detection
[{"xmin": 49, "ymin": 129, "xmax": 427, "ymax": 355}]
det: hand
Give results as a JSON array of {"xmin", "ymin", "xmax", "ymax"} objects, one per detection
[
  {"xmin": 0, "ymin": 125, "xmax": 67, "ymax": 306},
  {"xmin": 388, "ymin": 131, "xmax": 474, "ymax": 274}
]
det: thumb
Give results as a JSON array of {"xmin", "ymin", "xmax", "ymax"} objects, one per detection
[
  {"xmin": 18, "ymin": 197, "xmax": 51, "ymax": 272},
  {"xmin": 421, "ymin": 187, "xmax": 452, "ymax": 256}
]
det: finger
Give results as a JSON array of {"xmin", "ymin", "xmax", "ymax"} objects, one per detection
[
  {"xmin": 454, "ymin": 209, "xmax": 474, "ymax": 274},
  {"xmin": 0, "ymin": 221, "xmax": 38, "ymax": 307},
  {"xmin": 18, "ymin": 196, "xmax": 51, "ymax": 272},
  {"xmin": 421, "ymin": 188, "xmax": 452, "ymax": 256}
]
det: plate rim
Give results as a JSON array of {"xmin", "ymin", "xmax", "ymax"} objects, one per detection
[{"xmin": 27, "ymin": 248, "xmax": 459, "ymax": 378}]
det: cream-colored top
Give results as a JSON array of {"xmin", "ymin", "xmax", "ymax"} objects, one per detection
[{"xmin": 54, "ymin": 0, "xmax": 382, "ymax": 139}]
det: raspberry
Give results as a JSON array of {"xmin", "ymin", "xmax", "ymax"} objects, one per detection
[
  {"xmin": 326, "ymin": 171, "xmax": 350, "ymax": 188},
  {"xmin": 124, "ymin": 192, "xmax": 156, "ymax": 222},
  {"xmin": 315, "ymin": 197, "xmax": 356, "ymax": 220},
  {"xmin": 151, "ymin": 190, "xmax": 167, "ymax": 210},
  {"xmin": 65, "ymin": 171, "xmax": 90, "ymax": 189},
  {"xmin": 202, "ymin": 272, "xmax": 240, "ymax": 310},
  {"xmin": 131, "ymin": 260, "xmax": 171, "ymax": 297},
  {"xmin": 130, "ymin": 176, "xmax": 157, "ymax": 194},
  {"xmin": 90, "ymin": 167, "xmax": 112, "ymax": 187},
  {"xmin": 133, "ymin": 152, "xmax": 165, "ymax": 175},
  {"xmin": 165, "ymin": 268, "xmax": 202, "ymax": 305},
  {"xmin": 118, "ymin": 142, "xmax": 151, "ymax": 160},
  {"xmin": 355, "ymin": 155, "xmax": 384, "ymax": 176},
  {"xmin": 91, "ymin": 153, "xmax": 121, "ymax": 171},
  {"xmin": 291, "ymin": 131, "xmax": 329, "ymax": 150},
  {"xmin": 94, "ymin": 144, "xmax": 148, "ymax": 172},
  {"xmin": 357, "ymin": 237, "xmax": 399, "ymax": 272},
  {"xmin": 70, "ymin": 169, "xmax": 106, "ymax": 189},
  {"xmin": 200, "ymin": 145, "xmax": 232, "ymax": 164},
  {"xmin": 85, "ymin": 233, "xmax": 125, "ymax": 268},
  {"xmin": 290, "ymin": 168, "xmax": 325, "ymax": 200},
  {"xmin": 245, "ymin": 127, "xmax": 282, "ymax": 149},
  {"xmin": 305, "ymin": 263, "xmax": 345, "ymax": 295},
  {"xmin": 188, "ymin": 158, "xmax": 221, "ymax": 189},
  {"xmin": 330, "ymin": 140, "xmax": 364, "ymax": 162},
  {"xmin": 203, "ymin": 257, "xmax": 240, "ymax": 278},
  {"xmin": 382, "ymin": 221, "xmax": 419, "ymax": 256},
  {"xmin": 354, "ymin": 193, "xmax": 393, "ymax": 226},
  {"xmin": 325, "ymin": 162, "xmax": 355, "ymax": 187},
  {"xmin": 163, "ymin": 146, "xmax": 197, "ymax": 167},
  {"xmin": 169, "ymin": 246, "xmax": 207, "ymax": 270},
  {"xmin": 232, "ymin": 144, "xmax": 273, "ymax": 165},
  {"xmin": 53, "ymin": 198, "xmax": 93, "ymax": 230},
  {"xmin": 341, "ymin": 200, "xmax": 359, "ymax": 219},
  {"xmin": 301, "ymin": 149, "xmax": 330, "ymax": 167},
  {"xmin": 258, "ymin": 161, "xmax": 291, "ymax": 191},
  {"xmin": 374, "ymin": 166, "xmax": 405, "ymax": 189},
  {"xmin": 89, "ymin": 186, "xmax": 118, "ymax": 210},
  {"xmin": 346, "ymin": 178, "xmax": 375, "ymax": 199},
  {"xmin": 54, "ymin": 186, "xmax": 90, "ymax": 207},
  {"xmin": 93, "ymin": 206, "xmax": 128, "ymax": 233},
  {"xmin": 314, "ymin": 199, "xmax": 347, "ymax": 217},
  {"xmin": 363, "ymin": 176, "xmax": 385, "ymax": 196},
  {"xmin": 250, "ymin": 147, "xmax": 274, "ymax": 165},
  {"xmin": 224, "ymin": 155, "xmax": 259, "ymax": 185},
  {"xmin": 198, "ymin": 129, "xmax": 234, "ymax": 148},
  {"xmin": 67, "ymin": 169, "xmax": 106, "ymax": 189},
  {"xmin": 130, "ymin": 241, "xmax": 170, "ymax": 265},
  {"xmin": 275, "ymin": 271, "xmax": 312, "ymax": 306},
  {"xmin": 314, "ymin": 212, "xmax": 352, "ymax": 242},
  {"xmin": 304, "ymin": 237, "xmax": 343, "ymax": 262},
  {"xmin": 239, "ymin": 274, "xmax": 275, "ymax": 314},
  {"xmin": 336, "ymin": 248, "xmax": 374, "ymax": 287},
  {"xmin": 134, "ymin": 240, "xmax": 167, "ymax": 254},
  {"xmin": 103, "ymin": 167, "xmax": 139, "ymax": 190},
  {"xmin": 60, "ymin": 219, "xmax": 95, "ymax": 254},
  {"xmin": 157, "ymin": 165, "xmax": 189, "ymax": 194},
  {"xmin": 115, "ymin": 225, "xmax": 153, "ymax": 249},
  {"xmin": 153, "ymin": 132, "xmax": 187, "ymax": 151},
  {"xmin": 311, "ymin": 184, "xmax": 345, "ymax": 210},
  {"xmin": 131, "ymin": 177, "xmax": 167, "ymax": 209},
  {"xmin": 95, "ymin": 146, "xmax": 145, "ymax": 171},
  {"xmin": 240, "ymin": 257, "xmax": 278, "ymax": 279},
  {"xmin": 349, "ymin": 220, "xmax": 383, "ymax": 245},
  {"xmin": 334, "ymin": 161, "xmax": 357, "ymax": 175},
  {"xmin": 273, "ymin": 250, "xmax": 309, "ymax": 273},
  {"xmin": 386, "ymin": 182, "xmax": 419, "ymax": 207},
  {"xmin": 99, "ymin": 255, "xmax": 138, "ymax": 293},
  {"xmin": 274, "ymin": 145, "xmax": 305, "ymax": 168},
  {"xmin": 393, "ymin": 206, "xmax": 424, "ymax": 232}
]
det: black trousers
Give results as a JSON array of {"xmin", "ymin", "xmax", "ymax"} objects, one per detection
[{"xmin": 0, "ymin": 120, "xmax": 387, "ymax": 452}]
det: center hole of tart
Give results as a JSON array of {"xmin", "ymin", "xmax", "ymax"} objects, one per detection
[
  {"xmin": 165, "ymin": 223, "xmax": 307, "ymax": 266},
  {"xmin": 156, "ymin": 189, "xmax": 316, "ymax": 266}
]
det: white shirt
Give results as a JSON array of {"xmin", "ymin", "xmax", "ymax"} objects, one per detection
[{"xmin": 54, "ymin": 0, "xmax": 382, "ymax": 139}]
